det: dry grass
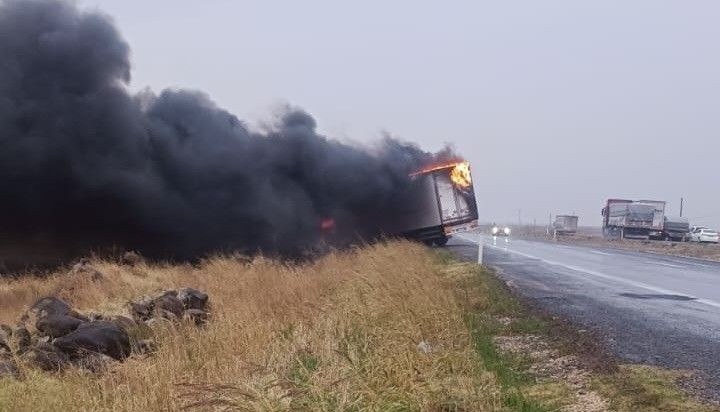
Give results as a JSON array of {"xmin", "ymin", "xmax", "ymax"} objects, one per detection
[
  {"xmin": 593, "ymin": 365, "xmax": 719, "ymax": 412},
  {"xmin": 2, "ymin": 241, "xmax": 715, "ymax": 411},
  {"xmin": 0, "ymin": 241, "xmax": 502, "ymax": 411}
]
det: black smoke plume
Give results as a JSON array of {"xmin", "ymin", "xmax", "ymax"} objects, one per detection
[{"xmin": 0, "ymin": 0, "xmax": 454, "ymax": 261}]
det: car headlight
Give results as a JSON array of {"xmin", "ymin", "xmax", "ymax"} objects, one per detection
[
  {"xmin": 491, "ymin": 227, "xmax": 499, "ymax": 234},
  {"xmin": 504, "ymin": 227, "xmax": 511, "ymax": 235}
]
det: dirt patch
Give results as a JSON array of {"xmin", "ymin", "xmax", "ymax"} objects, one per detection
[{"xmin": 494, "ymin": 335, "xmax": 609, "ymax": 412}]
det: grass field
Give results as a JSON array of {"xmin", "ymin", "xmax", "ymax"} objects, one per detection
[
  {"xmin": 0, "ymin": 241, "xmax": 716, "ymax": 411},
  {"xmin": 508, "ymin": 224, "xmax": 720, "ymax": 262}
]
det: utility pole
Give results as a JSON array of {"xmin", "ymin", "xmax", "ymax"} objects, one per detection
[
  {"xmin": 680, "ymin": 197, "xmax": 684, "ymax": 217},
  {"xmin": 547, "ymin": 213, "xmax": 552, "ymax": 235}
]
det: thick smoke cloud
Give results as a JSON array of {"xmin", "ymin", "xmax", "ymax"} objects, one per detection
[{"xmin": 0, "ymin": 0, "xmax": 453, "ymax": 259}]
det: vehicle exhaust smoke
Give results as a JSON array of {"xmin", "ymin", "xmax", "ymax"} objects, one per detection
[{"xmin": 0, "ymin": 0, "xmax": 459, "ymax": 259}]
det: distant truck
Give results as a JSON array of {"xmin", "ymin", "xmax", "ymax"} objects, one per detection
[
  {"xmin": 601, "ymin": 199, "xmax": 666, "ymax": 240},
  {"xmin": 662, "ymin": 216, "xmax": 689, "ymax": 242},
  {"xmin": 387, "ymin": 162, "xmax": 479, "ymax": 246},
  {"xmin": 553, "ymin": 215, "xmax": 578, "ymax": 235}
]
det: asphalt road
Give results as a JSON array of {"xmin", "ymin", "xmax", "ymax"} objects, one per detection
[{"xmin": 448, "ymin": 232, "xmax": 720, "ymax": 398}]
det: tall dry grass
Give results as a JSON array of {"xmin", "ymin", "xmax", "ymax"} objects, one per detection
[{"xmin": 0, "ymin": 241, "xmax": 502, "ymax": 411}]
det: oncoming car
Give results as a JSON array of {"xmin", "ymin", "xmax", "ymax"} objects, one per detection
[{"xmin": 491, "ymin": 224, "xmax": 511, "ymax": 237}]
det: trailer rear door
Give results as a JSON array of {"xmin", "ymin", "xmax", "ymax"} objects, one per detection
[{"xmin": 435, "ymin": 172, "xmax": 473, "ymax": 224}]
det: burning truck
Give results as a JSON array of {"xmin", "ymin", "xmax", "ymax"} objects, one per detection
[
  {"xmin": 317, "ymin": 161, "xmax": 478, "ymax": 249},
  {"xmin": 383, "ymin": 161, "xmax": 479, "ymax": 246}
]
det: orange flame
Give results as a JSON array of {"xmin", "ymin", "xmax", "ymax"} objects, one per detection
[
  {"xmin": 411, "ymin": 161, "xmax": 472, "ymax": 189},
  {"xmin": 450, "ymin": 161, "xmax": 471, "ymax": 188}
]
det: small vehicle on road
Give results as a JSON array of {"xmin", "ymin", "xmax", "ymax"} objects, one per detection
[
  {"xmin": 491, "ymin": 224, "xmax": 511, "ymax": 237},
  {"xmin": 688, "ymin": 227, "xmax": 719, "ymax": 243}
]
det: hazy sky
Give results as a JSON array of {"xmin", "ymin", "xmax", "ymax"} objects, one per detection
[{"xmin": 80, "ymin": 0, "xmax": 720, "ymax": 228}]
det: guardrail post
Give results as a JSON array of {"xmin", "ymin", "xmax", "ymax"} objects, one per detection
[{"xmin": 477, "ymin": 239, "xmax": 484, "ymax": 264}]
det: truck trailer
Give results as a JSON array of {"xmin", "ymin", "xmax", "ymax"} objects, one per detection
[
  {"xmin": 553, "ymin": 215, "xmax": 579, "ymax": 235},
  {"xmin": 387, "ymin": 162, "xmax": 479, "ymax": 246},
  {"xmin": 662, "ymin": 216, "xmax": 689, "ymax": 241},
  {"xmin": 601, "ymin": 199, "xmax": 666, "ymax": 240}
]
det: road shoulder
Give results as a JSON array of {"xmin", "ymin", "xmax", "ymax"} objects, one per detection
[{"xmin": 441, "ymin": 248, "xmax": 720, "ymax": 411}]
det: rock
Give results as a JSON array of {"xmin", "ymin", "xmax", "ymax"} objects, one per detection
[
  {"xmin": 36, "ymin": 315, "xmax": 83, "ymax": 339},
  {"xmin": 135, "ymin": 339, "xmax": 156, "ymax": 355},
  {"xmin": 417, "ymin": 340, "xmax": 433, "ymax": 354},
  {"xmin": 0, "ymin": 324, "xmax": 11, "ymax": 340},
  {"xmin": 184, "ymin": 309, "xmax": 210, "ymax": 325},
  {"xmin": 0, "ymin": 357, "xmax": 18, "ymax": 379},
  {"xmin": 144, "ymin": 317, "xmax": 173, "ymax": 329},
  {"xmin": 53, "ymin": 321, "xmax": 131, "ymax": 361},
  {"xmin": 131, "ymin": 289, "xmax": 210, "ymax": 325},
  {"xmin": 121, "ymin": 251, "xmax": 143, "ymax": 266},
  {"xmin": 68, "ymin": 310, "xmax": 90, "ymax": 322},
  {"xmin": 24, "ymin": 297, "xmax": 72, "ymax": 324},
  {"xmin": 87, "ymin": 312, "xmax": 107, "ymax": 322},
  {"xmin": 13, "ymin": 326, "xmax": 32, "ymax": 354},
  {"xmin": 75, "ymin": 353, "xmax": 115, "ymax": 373},
  {"xmin": 152, "ymin": 294, "xmax": 184, "ymax": 319},
  {"xmin": 22, "ymin": 342, "xmax": 68, "ymax": 372},
  {"xmin": 71, "ymin": 260, "xmax": 104, "ymax": 282},
  {"xmin": 154, "ymin": 309, "xmax": 179, "ymax": 321},
  {"xmin": 110, "ymin": 316, "xmax": 137, "ymax": 332},
  {"xmin": 130, "ymin": 296, "xmax": 154, "ymax": 321},
  {"xmin": 0, "ymin": 326, "xmax": 11, "ymax": 353},
  {"xmin": 177, "ymin": 288, "xmax": 209, "ymax": 311},
  {"xmin": 159, "ymin": 289, "xmax": 179, "ymax": 299}
]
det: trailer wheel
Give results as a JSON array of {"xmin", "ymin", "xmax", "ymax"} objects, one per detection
[{"xmin": 434, "ymin": 237, "xmax": 449, "ymax": 247}]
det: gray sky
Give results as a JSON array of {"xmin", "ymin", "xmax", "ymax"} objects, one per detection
[{"xmin": 81, "ymin": 0, "xmax": 720, "ymax": 228}]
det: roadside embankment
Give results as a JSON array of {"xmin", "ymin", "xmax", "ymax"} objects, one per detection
[{"xmin": 0, "ymin": 241, "xmax": 715, "ymax": 411}]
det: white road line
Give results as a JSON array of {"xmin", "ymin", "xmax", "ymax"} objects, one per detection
[
  {"xmin": 661, "ymin": 260, "xmax": 713, "ymax": 269},
  {"xmin": 645, "ymin": 261, "xmax": 683, "ymax": 268},
  {"xmin": 590, "ymin": 250, "xmax": 613, "ymax": 256},
  {"xmin": 457, "ymin": 234, "xmax": 720, "ymax": 309}
]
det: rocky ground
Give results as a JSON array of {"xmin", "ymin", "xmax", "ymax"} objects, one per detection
[
  {"xmin": 1, "ymin": 252, "xmax": 210, "ymax": 381},
  {"xmin": 1, "ymin": 285, "xmax": 210, "ymax": 378}
]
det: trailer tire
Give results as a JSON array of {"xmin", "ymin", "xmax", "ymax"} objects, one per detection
[{"xmin": 434, "ymin": 237, "xmax": 449, "ymax": 247}]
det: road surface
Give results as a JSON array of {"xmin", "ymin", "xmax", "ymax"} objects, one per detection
[{"xmin": 448, "ymin": 232, "xmax": 720, "ymax": 398}]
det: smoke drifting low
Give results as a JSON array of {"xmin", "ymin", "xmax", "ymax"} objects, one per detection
[{"xmin": 0, "ymin": 0, "xmax": 454, "ymax": 258}]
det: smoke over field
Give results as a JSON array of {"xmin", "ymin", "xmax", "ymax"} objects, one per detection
[{"xmin": 0, "ymin": 0, "xmax": 455, "ymax": 259}]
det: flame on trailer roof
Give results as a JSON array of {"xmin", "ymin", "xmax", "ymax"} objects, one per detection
[
  {"xmin": 410, "ymin": 160, "xmax": 466, "ymax": 176},
  {"xmin": 410, "ymin": 160, "xmax": 472, "ymax": 189}
]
